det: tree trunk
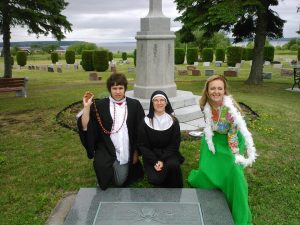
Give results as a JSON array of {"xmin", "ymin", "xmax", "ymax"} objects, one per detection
[
  {"xmin": 2, "ymin": 0, "xmax": 12, "ymax": 78},
  {"xmin": 245, "ymin": 9, "xmax": 268, "ymax": 85}
]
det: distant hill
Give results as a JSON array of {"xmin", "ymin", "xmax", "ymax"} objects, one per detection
[{"xmin": 0, "ymin": 41, "xmax": 84, "ymax": 47}]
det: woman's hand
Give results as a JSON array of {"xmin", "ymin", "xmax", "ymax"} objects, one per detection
[{"xmin": 154, "ymin": 161, "xmax": 164, "ymax": 171}]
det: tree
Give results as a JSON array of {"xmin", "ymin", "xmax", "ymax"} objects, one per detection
[
  {"xmin": 67, "ymin": 42, "xmax": 98, "ymax": 55},
  {"xmin": 0, "ymin": 0, "xmax": 72, "ymax": 78},
  {"xmin": 175, "ymin": 0, "xmax": 285, "ymax": 84}
]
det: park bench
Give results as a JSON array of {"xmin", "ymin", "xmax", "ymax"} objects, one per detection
[
  {"xmin": 292, "ymin": 68, "xmax": 300, "ymax": 90},
  {"xmin": 0, "ymin": 77, "xmax": 28, "ymax": 97}
]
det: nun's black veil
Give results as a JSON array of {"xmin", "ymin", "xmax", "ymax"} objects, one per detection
[{"xmin": 147, "ymin": 90, "xmax": 174, "ymax": 119}]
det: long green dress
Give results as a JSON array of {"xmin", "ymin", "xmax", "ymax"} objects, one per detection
[{"xmin": 188, "ymin": 106, "xmax": 252, "ymax": 225}]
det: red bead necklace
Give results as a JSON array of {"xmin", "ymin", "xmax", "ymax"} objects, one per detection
[{"xmin": 93, "ymin": 99, "xmax": 127, "ymax": 135}]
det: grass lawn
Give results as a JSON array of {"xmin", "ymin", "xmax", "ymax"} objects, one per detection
[{"xmin": 0, "ymin": 57, "xmax": 299, "ymax": 225}]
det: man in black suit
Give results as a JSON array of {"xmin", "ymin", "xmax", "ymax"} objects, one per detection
[{"xmin": 78, "ymin": 73, "xmax": 144, "ymax": 190}]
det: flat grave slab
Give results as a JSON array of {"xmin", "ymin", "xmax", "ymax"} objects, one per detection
[{"xmin": 64, "ymin": 188, "xmax": 234, "ymax": 225}]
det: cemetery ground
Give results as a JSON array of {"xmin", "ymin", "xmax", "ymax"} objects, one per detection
[{"xmin": 0, "ymin": 56, "xmax": 299, "ymax": 225}]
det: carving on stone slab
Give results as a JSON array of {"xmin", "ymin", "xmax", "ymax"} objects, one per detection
[{"xmin": 128, "ymin": 207, "xmax": 176, "ymax": 224}]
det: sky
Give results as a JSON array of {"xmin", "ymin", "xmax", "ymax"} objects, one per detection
[{"xmin": 5, "ymin": 0, "xmax": 300, "ymax": 43}]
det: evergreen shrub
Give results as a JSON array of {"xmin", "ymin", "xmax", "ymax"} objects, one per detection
[
  {"xmin": 215, "ymin": 48, "xmax": 225, "ymax": 62},
  {"xmin": 264, "ymin": 46, "xmax": 275, "ymax": 62},
  {"xmin": 16, "ymin": 51, "xmax": 27, "ymax": 67},
  {"xmin": 65, "ymin": 50, "xmax": 75, "ymax": 64},
  {"xmin": 108, "ymin": 52, "xmax": 113, "ymax": 61},
  {"xmin": 51, "ymin": 52, "xmax": 59, "ymax": 64},
  {"xmin": 175, "ymin": 48, "xmax": 185, "ymax": 64},
  {"xmin": 227, "ymin": 46, "xmax": 242, "ymax": 66},
  {"xmin": 202, "ymin": 48, "xmax": 213, "ymax": 62},
  {"xmin": 187, "ymin": 48, "xmax": 198, "ymax": 65},
  {"xmin": 245, "ymin": 48, "xmax": 254, "ymax": 61},
  {"xmin": 11, "ymin": 56, "xmax": 14, "ymax": 66},
  {"xmin": 81, "ymin": 50, "xmax": 94, "ymax": 71},
  {"xmin": 93, "ymin": 50, "xmax": 109, "ymax": 72},
  {"xmin": 122, "ymin": 52, "xmax": 127, "ymax": 61}
]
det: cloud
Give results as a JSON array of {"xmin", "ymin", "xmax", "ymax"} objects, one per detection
[{"xmin": 6, "ymin": 0, "xmax": 300, "ymax": 43}]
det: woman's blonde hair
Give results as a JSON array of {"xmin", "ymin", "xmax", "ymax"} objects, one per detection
[{"xmin": 199, "ymin": 75, "xmax": 242, "ymax": 112}]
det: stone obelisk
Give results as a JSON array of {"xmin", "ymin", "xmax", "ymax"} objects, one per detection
[{"xmin": 134, "ymin": 0, "xmax": 176, "ymax": 98}]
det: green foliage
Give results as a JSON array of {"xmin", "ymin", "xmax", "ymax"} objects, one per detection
[
  {"xmin": 42, "ymin": 45, "xmax": 59, "ymax": 53},
  {"xmin": 81, "ymin": 50, "xmax": 94, "ymax": 71},
  {"xmin": 108, "ymin": 52, "xmax": 113, "ymax": 62},
  {"xmin": 67, "ymin": 42, "xmax": 97, "ymax": 55},
  {"xmin": 51, "ymin": 52, "xmax": 59, "ymax": 64},
  {"xmin": 178, "ymin": 25, "xmax": 196, "ymax": 43},
  {"xmin": 65, "ymin": 50, "xmax": 75, "ymax": 64},
  {"xmin": 193, "ymin": 30, "xmax": 231, "ymax": 52},
  {"xmin": 93, "ymin": 50, "xmax": 109, "ymax": 72},
  {"xmin": 133, "ymin": 49, "xmax": 137, "ymax": 67},
  {"xmin": 202, "ymin": 48, "xmax": 213, "ymax": 62},
  {"xmin": 1, "ymin": 0, "xmax": 72, "ymax": 77},
  {"xmin": 227, "ymin": 46, "xmax": 242, "ymax": 66},
  {"xmin": 215, "ymin": 48, "xmax": 225, "ymax": 62},
  {"xmin": 264, "ymin": 46, "xmax": 275, "ymax": 62},
  {"xmin": 10, "ymin": 46, "xmax": 20, "ymax": 56},
  {"xmin": 244, "ymin": 48, "xmax": 254, "ymax": 61},
  {"xmin": 10, "ymin": 56, "xmax": 14, "ymax": 66},
  {"xmin": 122, "ymin": 52, "xmax": 128, "ymax": 61},
  {"xmin": 175, "ymin": 48, "xmax": 185, "ymax": 65},
  {"xmin": 16, "ymin": 51, "xmax": 27, "ymax": 66},
  {"xmin": 186, "ymin": 48, "xmax": 198, "ymax": 65},
  {"xmin": 282, "ymin": 38, "xmax": 299, "ymax": 50}
]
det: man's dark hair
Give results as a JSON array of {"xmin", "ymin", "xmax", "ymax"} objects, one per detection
[{"xmin": 106, "ymin": 73, "xmax": 128, "ymax": 92}]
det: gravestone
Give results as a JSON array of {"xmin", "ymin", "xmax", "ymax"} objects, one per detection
[
  {"xmin": 281, "ymin": 68, "xmax": 293, "ymax": 76},
  {"xmin": 224, "ymin": 70, "xmax": 237, "ymax": 77},
  {"xmin": 205, "ymin": 69, "xmax": 214, "ymax": 76},
  {"xmin": 187, "ymin": 65, "xmax": 196, "ymax": 70},
  {"xmin": 64, "ymin": 188, "xmax": 234, "ymax": 225},
  {"xmin": 262, "ymin": 72, "xmax": 272, "ymax": 79},
  {"xmin": 89, "ymin": 72, "xmax": 98, "ymax": 81},
  {"xmin": 178, "ymin": 69, "xmax": 188, "ymax": 76},
  {"xmin": 57, "ymin": 67, "xmax": 63, "ymax": 73},
  {"xmin": 48, "ymin": 66, "xmax": 54, "ymax": 72},
  {"xmin": 215, "ymin": 61, "xmax": 222, "ymax": 67},
  {"xmin": 203, "ymin": 62, "xmax": 210, "ymax": 67},
  {"xmin": 192, "ymin": 69, "xmax": 201, "ymax": 76}
]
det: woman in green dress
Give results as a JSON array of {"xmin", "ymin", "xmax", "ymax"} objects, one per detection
[{"xmin": 188, "ymin": 75, "xmax": 257, "ymax": 225}]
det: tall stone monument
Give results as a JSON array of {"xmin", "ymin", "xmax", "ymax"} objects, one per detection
[
  {"xmin": 134, "ymin": 0, "xmax": 176, "ymax": 98},
  {"xmin": 127, "ymin": 0, "xmax": 204, "ymax": 131}
]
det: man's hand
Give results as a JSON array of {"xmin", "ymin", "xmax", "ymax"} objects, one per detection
[{"xmin": 83, "ymin": 91, "xmax": 94, "ymax": 108}]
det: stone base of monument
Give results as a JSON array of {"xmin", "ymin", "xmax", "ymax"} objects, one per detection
[
  {"xmin": 126, "ymin": 90, "xmax": 205, "ymax": 131},
  {"xmin": 64, "ymin": 188, "xmax": 234, "ymax": 225}
]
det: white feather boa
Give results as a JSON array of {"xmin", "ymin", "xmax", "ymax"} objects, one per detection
[{"xmin": 203, "ymin": 95, "xmax": 257, "ymax": 167}]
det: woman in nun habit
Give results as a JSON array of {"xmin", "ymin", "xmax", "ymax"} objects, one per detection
[{"xmin": 137, "ymin": 90, "xmax": 184, "ymax": 188}]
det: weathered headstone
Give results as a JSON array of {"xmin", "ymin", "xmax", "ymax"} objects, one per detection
[
  {"xmin": 215, "ymin": 61, "xmax": 222, "ymax": 67},
  {"xmin": 224, "ymin": 70, "xmax": 237, "ymax": 77},
  {"xmin": 64, "ymin": 188, "xmax": 234, "ymax": 225},
  {"xmin": 192, "ymin": 69, "xmax": 201, "ymax": 76},
  {"xmin": 203, "ymin": 62, "xmax": 210, "ymax": 67},
  {"xmin": 187, "ymin": 65, "xmax": 196, "ymax": 71},
  {"xmin": 178, "ymin": 69, "xmax": 188, "ymax": 76},
  {"xmin": 205, "ymin": 69, "xmax": 214, "ymax": 76},
  {"xmin": 57, "ymin": 67, "xmax": 63, "ymax": 73},
  {"xmin": 128, "ymin": 67, "xmax": 135, "ymax": 73},
  {"xmin": 281, "ymin": 68, "xmax": 293, "ymax": 76},
  {"xmin": 262, "ymin": 72, "xmax": 272, "ymax": 79},
  {"xmin": 89, "ymin": 72, "xmax": 98, "ymax": 81},
  {"xmin": 48, "ymin": 66, "xmax": 54, "ymax": 72}
]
